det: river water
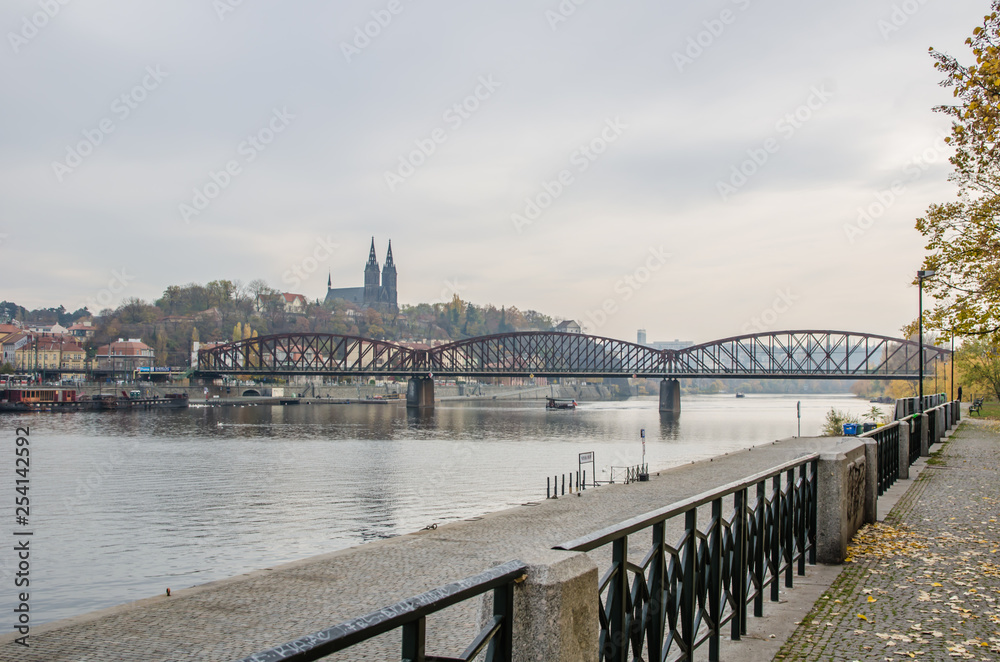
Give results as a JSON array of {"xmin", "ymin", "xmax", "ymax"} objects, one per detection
[{"xmin": 3, "ymin": 393, "xmax": 890, "ymax": 628}]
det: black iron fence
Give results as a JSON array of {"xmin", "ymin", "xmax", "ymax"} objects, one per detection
[
  {"xmin": 860, "ymin": 422, "xmax": 900, "ymax": 496},
  {"xmin": 554, "ymin": 454, "xmax": 819, "ymax": 662},
  {"xmin": 236, "ymin": 560, "xmax": 527, "ymax": 662}
]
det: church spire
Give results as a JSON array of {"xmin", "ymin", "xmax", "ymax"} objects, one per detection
[
  {"xmin": 367, "ymin": 237, "xmax": 378, "ymax": 268},
  {"xmin": 385, "ymin": 239, "xmax": 394, "ymax": 267},
  {"xmin": 327, "ymin": 272, "xmax": 331, "ymax": 289}
]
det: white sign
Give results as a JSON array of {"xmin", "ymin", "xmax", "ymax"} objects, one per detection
[{"xmin": 579, "ymin": 451, "xmax": 594, "ymax": 464}]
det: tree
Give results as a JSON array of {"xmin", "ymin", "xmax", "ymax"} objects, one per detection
[
  {"xmin": 957, "ymin": 336, "xmax": 1000, "ymax": 400},
  {"xmin": 918, "ymin": 3, "xmax": 1000, "ymax": 336}
]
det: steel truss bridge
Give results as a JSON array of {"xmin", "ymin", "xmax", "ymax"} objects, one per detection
[{"xmin": 196, "ymin": 330, "xmax": 949, "ymax": 380}]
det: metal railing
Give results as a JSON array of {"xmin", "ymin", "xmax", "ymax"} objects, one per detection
[
  {"xmin": 860, "ymin": 421, "xmax": 899, "ymax": 496},
  {"xmin": 554, "ymin": 454, "xmax": 819, "ymax": 662},
  {"xmin": 236, "ymin": 560, "xmax": 527, "ymax": 662},
  {"xmin": 609, "ymin": 464, "xmax": 648, "ymax": 485}
]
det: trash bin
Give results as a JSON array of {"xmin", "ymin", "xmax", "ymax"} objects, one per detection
[
  {"xmin": 842, "ymin": 423, "xmax": 860, "ymax": 436},
  {"xmin": 862, "ymin": 422, "xmax": 877, "ymax": 433}
]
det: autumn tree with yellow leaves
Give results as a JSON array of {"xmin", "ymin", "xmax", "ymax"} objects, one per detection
[{"xmin": 918, "ymin": 3, "xmax": 1000, "ymax": 337}]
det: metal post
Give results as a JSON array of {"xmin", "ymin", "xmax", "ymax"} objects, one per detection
[
  {"xmin": 488, "ymin": 582, "xmax": 514, "ymax": 662},
  {"xmin": 771, "ymin": 475, "xmax": 781, "ymax": 602},
  {"xmin": 754, "ymin": 481, "xmax": 765, "ymax": 617},
  {"xmin": 682, "ymin": 509, "xmax": 697, "ymax": 658},
  {"xmin": 608, "ymin": 537, "xmax": 629, "ymax": 662},
  {"xmin": 648, "ymin": 521, "xmax": 666, "ymax": 661},
  {"xmin": 583, "ymin": 470, "xmax": 586, "ymax": 490},
  {"xmin": 561, "ymin": 473, "xmax": 565, "ymax": 496},
  {"xmin": 546, "ymin": 476, "xmax": 550, "ymax": 499},
  {"xmin": 919, "ymin": 277, "xmax": 924, "ymax": 414},
  {"xmin": 402, "ymin": 616, "xmax": 426, "ymax": 662},
  {"xmin": 732, "ymin": 488, "xmax": 747, "ymax": 639},
  {"xmin": 809, "ymin": 459, "xmax": 818, "ymax": 565},
  {"xmin": 785, "ymin": 469, "xmax": 794, "ymax": 588},
  {"xmin": 709, "ymin": 498, "xmax": 722, "ymax": 661}
]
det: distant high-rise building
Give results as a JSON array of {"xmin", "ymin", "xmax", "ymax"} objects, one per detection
[
  {"xmin": 324, "ymin": 239, "xmax": 398, "ymax": 313},
  {"xmin": 637, "ymin": 329, "xmax": 647, "ymax": 345}
]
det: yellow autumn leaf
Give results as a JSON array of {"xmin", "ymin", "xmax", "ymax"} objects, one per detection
[
  {"xmin": 867, "ymin": 595, "xmax": 877, "ymax": 603},
  {"xmin": 931, "ymin": 582, "xmax": 943, "ymax": 587},
  {"xmin": 857, "ymin": 613, "xmax": 868, "ymax": 621}
]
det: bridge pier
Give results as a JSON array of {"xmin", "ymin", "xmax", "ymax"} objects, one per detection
[
  {"xmin": 659, "ymin": 378, "xmax": 681, "ymax": 415},
  {"xmin": 406, "ymin": 377, "xmax": 435, "ymax": 409}
]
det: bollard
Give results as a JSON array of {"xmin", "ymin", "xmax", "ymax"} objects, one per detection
[
  {"xmin": 583, "ymin": 470, "xmax": 586, "ymax": 489},
  {"xmin": 561, "ymin": 474, "xmax": 565, "ymax": 496},
  {"xmin": 546, "ymin": 476, "xmax": 550, "ymax": 499}
]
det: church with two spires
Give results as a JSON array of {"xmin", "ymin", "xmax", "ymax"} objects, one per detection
[{"xmin": 324, "ymin": 239, "xmax": 398, "ymax": 314}]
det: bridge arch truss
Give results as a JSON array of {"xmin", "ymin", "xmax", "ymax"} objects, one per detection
[{"xmin": 196, "ymin": 330, "xmax": 949, "ymax": 380}]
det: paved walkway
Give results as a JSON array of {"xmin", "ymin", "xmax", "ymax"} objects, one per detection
[
  {"xmin": 776, "ymin": 419, "xmax": 1000, "ymax": 661},
  {"xmin": 0, "ymin": 435, "xmax": 843, "ymax": 662}
]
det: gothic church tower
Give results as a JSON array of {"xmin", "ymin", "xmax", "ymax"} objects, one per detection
[{"xmin": 363, "ymin": 238, "xmax": 381, "ymax": 305}]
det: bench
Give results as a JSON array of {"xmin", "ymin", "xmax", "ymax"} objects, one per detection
[{"xmin": 970, "ymin": 398, "xmax": 984, "ymax": 415}]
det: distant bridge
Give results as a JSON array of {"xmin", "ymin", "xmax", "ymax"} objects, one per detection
[
  {"xmin": 197, "ymin": 329, "xmax": 948, "ymax": 379},
  {"xmin": 196, "ymin": 330, "xmax": 949, "ymax": 410}
]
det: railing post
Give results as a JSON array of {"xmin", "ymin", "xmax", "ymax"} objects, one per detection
[
  {"xmin": 919, "ymin": 413, "xmax": 929, "ymax": 456},
  {"xmin": 647, "ymin": 522, "xmax": 666, "ymax": 661},
  {"xmin": 682, "ymin": 509, "xmax": 697, "ymax": 658},
  {"xmin": 709, "ymin": 498, "xmax": 722, "ymax": 661},
  {"xmin": 608, "ymin": 537, "xmax": 629, "ymax": 662},
  {"xmin": 784, "ymin": 469, "xmax": 794, "ymax": 588},
  {"xmin": 809, "ymin": 458, "xmax": 818, "ymax": 565},
  {"xmin": 754, "ymin": 481, "xmax": 765, "ymax": 617},
  {"xmin": 797, "ymin": 464, "xmax": 806, "ymax": 576},
  {"xmin": 402, "ymin": 616, "xmax": 426, "ymax": 662},
  {"xmin": 770, "ymin": 475, "xmax": 781, "ymax": 602},
  {"xmin": 732, "ymin": 488, "xmax": 747, "ymax": 639},
  {"xmin": 488, "ymin": 582, "xmax": 514, "ymax": 662}
]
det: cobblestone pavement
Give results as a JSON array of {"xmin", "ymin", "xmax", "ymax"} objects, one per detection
[
  {"xmin": 775, "ymin": 419, "xmax": 1000, "ymax": 661},
  {"xmin": 0, "ymin": 436, "xmax": 842, "ymax": 662}
]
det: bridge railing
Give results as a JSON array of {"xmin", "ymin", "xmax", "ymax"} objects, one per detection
[
  {"xmin": 235, "ymin": 560, "xmax": 527, "ymax": 662},
  {"xmin": 554, "ymin": 454, "xmax": 818, "ymax": 662}
]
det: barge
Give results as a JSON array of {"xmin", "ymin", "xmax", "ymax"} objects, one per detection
[{"xmin": 0, "ymin": 388, "xmax": 189, "ymax": 412}]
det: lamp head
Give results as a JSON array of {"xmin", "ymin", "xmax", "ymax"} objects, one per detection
[{"xmin": 918, "ymin": 270, "xmax": 937, "ymax": 279}]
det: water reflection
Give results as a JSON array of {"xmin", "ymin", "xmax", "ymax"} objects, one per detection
[{"xmin": 4, "ymin": 394, "xmax": 890, "ymax": 628}]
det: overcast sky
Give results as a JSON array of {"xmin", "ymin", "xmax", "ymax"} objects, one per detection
[{"xmin": 0, "ymin": 0, "xmax": 987, "ymax": 343}]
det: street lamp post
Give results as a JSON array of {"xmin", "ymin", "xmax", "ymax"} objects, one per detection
[{"xmin": 918, "ymin": 270, "xmax": 936, "ymax": 414}]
